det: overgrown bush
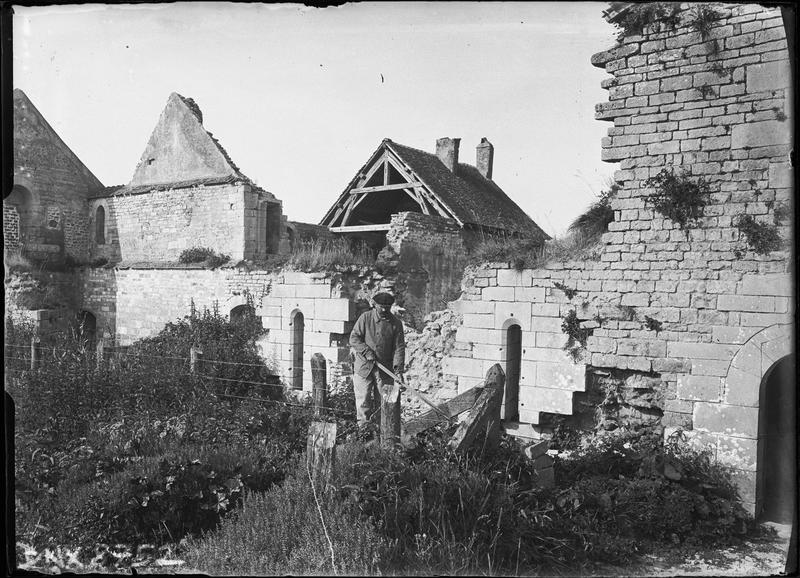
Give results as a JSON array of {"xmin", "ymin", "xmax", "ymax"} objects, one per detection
[
  {"xmin": 178, "ymin": 247, "xmax": 230, "ymax": 268},
  {"xmin": 735, "ymin": 214, "xmax": 783, "ymax": 255},
  {"xmin": 561, "ymin": 308, "xmax": 589, "ymax": 362},
  {"xmin": 611, "ymin": 2, "xmax": 681, "ymax": 40},
  {"xmin": 568, "ymin": 185, "xmax": 617, "ymax": 240},
  {"xmin": 645, "ymin": 169, "xmax": 710, "ymax": 229}
]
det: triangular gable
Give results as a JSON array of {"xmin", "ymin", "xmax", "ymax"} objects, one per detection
[
  {"xmin": 129, "ymin": 92, "xmax": 246, "ymax": 187},
  {"xmin": 320, "ymin": 139, "xmax": 462, "ymax": 231},
  {"xmin": 13, "ymin": 88, "xmax": 104, "ymax": 193}
]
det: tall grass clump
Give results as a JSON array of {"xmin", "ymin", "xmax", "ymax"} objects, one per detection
[
  {"xmin": 568, "ymin": 184, "xmax": 617, "ymax": 240},
  {"xmin": 287, "ymin": 236, "xmax": 376, "ymax": 271},
  {"xmin": 5, "ymin": 247, "xmax": 34, "ymax": 272},
  {"xmin": 178, "ymin": 247, "xmax": 230, "ymax": 268}
]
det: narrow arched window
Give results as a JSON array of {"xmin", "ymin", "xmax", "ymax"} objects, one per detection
[{"xmin": 95, "ymin": 206, "xmax": 106, "ymax": 245}]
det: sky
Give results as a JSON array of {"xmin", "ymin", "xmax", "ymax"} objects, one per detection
[{"xmin": 14, "ymin": 1, "xmax": 620, "ymax": 237}]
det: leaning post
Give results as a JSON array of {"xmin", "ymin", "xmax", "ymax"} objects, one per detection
[{"xmin": 311, "ymin": 353, "xmax": 328, "ymax": 417}]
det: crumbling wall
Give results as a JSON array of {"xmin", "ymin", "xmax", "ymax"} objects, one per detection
[
  {"xmin": 378, "ymin": 211, "xmax": 467, "ymax": 329},
  {"xmin": 440, "ymin": 3, "xmax": 792, "ymax": 512},
  {"xmin": 89, "ymin": 183, "xmax": 249, "ymax": 264}
]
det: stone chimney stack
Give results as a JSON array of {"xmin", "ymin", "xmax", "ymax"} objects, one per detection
[
  {"xmin": 436, "ymin": 137, "xmax": 460, "ymax": 172},
  {"xmin": 476, "ymin": 137, "xmax": 494, "ymax": 180}
]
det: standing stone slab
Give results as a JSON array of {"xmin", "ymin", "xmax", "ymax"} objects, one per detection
[{"xmin": 449, "ymin": 364, "xmax": 505, "ymax": 454}]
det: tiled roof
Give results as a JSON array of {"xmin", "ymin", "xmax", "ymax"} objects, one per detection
[{"xmin": 386, "ymin": 140, "xmax": 549, "ymax": 239}]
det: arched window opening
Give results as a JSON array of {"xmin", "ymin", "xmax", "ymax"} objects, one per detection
[
  {"xmin": 504, "ymin": 323, "xmax": 522, "ymax": 422},
  {"xmin": 6, "ymin": 185, "xmax": 34, "ymax": 242},
  {"xmin": 290, "ymin": 310, "xmax": 305, "ymax": 390},
  {"xmin": 230, "ymin": 304, "xmax": 256, "ymax": 323},
  {"xmin": 95, "ymin": 206, "xmax": 106, "ymax": 245},
  {"xmin": 756, "ymin": 355, "xmax": 796, "ymax": 523}
]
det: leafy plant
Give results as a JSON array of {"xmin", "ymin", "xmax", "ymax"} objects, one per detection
[
  {"xmin": 644, "ymin": 315, "xmax": 663, "ymax": 333},
  {"xmin": 644, "ymin": 169, "xmax": 710, "ymax": 229},
  {"xmin": 735, "ymin": 214, "xmax": 783, "ymax": 255},
  {"xmin": 688, "ymin": 4, "xmax": 722, "ymax": 39},
  {"xmin": 611, "ymin": 2, "xmax": 681, "ymax": 40},
  {"xmin": 178, "ymin": 247, "xmax": 230, "ymax": 268},
  {"xmin": 568, "ymin": 184, "xmax": 617, "ymax": 240},
  {"xmin": 553, "ymin": 281, "xmax": 578, "ymax": 300},
  {"xmin": 561, "ymin": 309, "xmax": 589, "ymax": 363}
]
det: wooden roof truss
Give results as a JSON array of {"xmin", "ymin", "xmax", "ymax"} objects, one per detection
[{"xmin": 326, "ymin": 147, "xmax": 461, "ymax": 233}]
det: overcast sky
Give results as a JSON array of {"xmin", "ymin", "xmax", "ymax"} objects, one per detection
[{"xmin": 14, "ymin": 1, "xmax": 619, "ymax": 237}]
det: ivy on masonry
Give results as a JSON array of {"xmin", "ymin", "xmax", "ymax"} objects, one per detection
[
  {"xmin": 644, "ymin": 169, "xmax": 710, "ymax": 230},
  {"xmin": 734, "ymin": 214, "xmax": 783, "ymax": 255},
  {"xmin": 553, "ymin": 281, "xmax": 578, "ymax": 300},
  {"xmin": 561, "ymin": 309, "xmax": 590, "ymax": 363}
]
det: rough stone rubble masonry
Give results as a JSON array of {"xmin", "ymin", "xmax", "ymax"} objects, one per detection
[{"xmin": 439, "ymin": 3, "xmax": 792, "ymax": 514}]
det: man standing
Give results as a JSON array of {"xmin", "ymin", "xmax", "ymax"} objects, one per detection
[{"xmin": 349, "ymin": 291, "xmax": 405, "ymax": 431}]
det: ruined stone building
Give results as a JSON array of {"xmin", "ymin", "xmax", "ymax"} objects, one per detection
[{"xmin": 4, "ymin": 3, "xmax": 794, "ymax": 522}]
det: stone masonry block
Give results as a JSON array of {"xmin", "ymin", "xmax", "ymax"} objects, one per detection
[
  {"xmin": 472, "ymin": 343, "xmax": 504, "ymax": 362},
  {"xmin": 717, "ymin": 435, "xmax": 758, "ymax": 472},
  {"xmin": 535, "ymin": 331, "xmax": 570, "ymax": 349},
  {"xmin": 521, "ymin": 386, "xmax": 574, "ymax": 415},
  {"xmin": 311, "ymin": 319, "xmax": 351, "ymax": 334},
  {"xmin": 456, "ymin": 327, "xmax": 503, "ymax": 346},
  {"xmin": 739, "ymin": 273, "xmax": 792, "ymax": 296},
  {"xmin": 443, "ymin": 356, "xmax": 485, "ymax": 379},
  {"xmin": 495, "ymin": 301, "xmax": 532, "ymax": 331},
  {"xmin": 530, "ymin": 303, "xmax": 561, "ymax": 317},
  {"xmin": 497, "ymin": 269, "xmax": 533, "ymax": 287},
  {"xmin": 668, "ymin": 342, "xmax": 739, "ymax": 360},
  {"xmin": 270, "ymin": 284, "xmax": 296, "ymax": 298},
  {"xmin": 711, "ymin": 325, "xmax": 762, "ymax": 345},
  {"xmin": 458, "ymin": 300, "xmax": 496, "ymax": 315},
  {"xmin": 691, "ymin": 358, "xmax": 731, "ymax": 377},
  {"xmin": 694, "ymin": 403, "xmax": 759, "ymax": 438},
  {"xmin": 536, "ymin": 362, "xmax": 586, "ymax": 391},
  {"xmin": 314, "ymin": 298, "xmax": 354, "ymax": 321},
  {"xmin": 284, "ymin": 298, "xmax": 316, "ymax": 318},
  {"xmin": 515, "ymin": 287, "xmax": 546, "ymax": 302},
  {"xmin": 731, "ymin": 120, "xmax": 791, "ymax": 149},
  {"xmin": 746, "ymin": 60, "xmax": 792, "ymax": 93},
  {"xmin": 294, "ymin": 283, "xmax": 332, "ymax": 299},
  {"xmin": 717, "ymin": 294, "xmax": 776, "ymax": 313},
  {"xmin": 724, "ymin": 367, "xmax": 760, "ymax": 407},
  {"xmin": 677, "ymin": 374, "xmax": 722, "ymax": 402},
  {"xmin": 482, "ymin": 287, "xmax": 515, "ymax": 301},
  {"xmin": 283, "ymin": 271, "xmax": 313, "ymax": 284},
  {"xmin": 530, "ymin": 316, "xmax": 565, "ymax": 333}
]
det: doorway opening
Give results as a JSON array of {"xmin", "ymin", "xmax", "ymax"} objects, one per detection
[
  {"xmin": 756, "ymin": 355, "xmax": 796, "ymax": 523},
  {"xmin": 290, "ymin": 310, "xmax": 305, "ymax": 390},
  {"xmin": 504, "ymin": 323, "xmax": 521, "ymax": 421}
]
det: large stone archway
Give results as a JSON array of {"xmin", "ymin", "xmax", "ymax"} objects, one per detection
[{"xmin": 693, "ymin": 324, "xmax": 793, "ymax": 514}]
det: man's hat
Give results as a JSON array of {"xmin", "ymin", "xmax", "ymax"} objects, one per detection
[{"xmin": 373, "ymin": 292, "xmax": 395, "ymax": 305}]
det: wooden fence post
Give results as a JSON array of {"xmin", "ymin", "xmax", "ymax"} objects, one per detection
[
  {"xmin": 95, "ymin": 336, "xmax": 105, "ymax": 370},
  {"xmin": 30, "ymin": 336, "xmax": 40, "ymax": 370},
  {"xmin": 306, "ymin": 421, "xmax": 337, "ymax": 490},
  {"xmin": 311, "ymin": 353, "xmax": 327, "ymax": 417},
  {"xmin": 190, "ymin": 345, "xmax": 203, "ymax": 374},
  {"xmin": 380, "ymin": 377, "xmax": 402, "ymax": 449}
]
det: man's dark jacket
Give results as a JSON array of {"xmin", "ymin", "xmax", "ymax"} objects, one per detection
[{"xmin": 349, "ymin": 308, "xmax": 405, "ymax": 378}]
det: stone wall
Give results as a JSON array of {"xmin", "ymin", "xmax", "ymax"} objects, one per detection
[
  {"xmin": 379, "ymin": 212, "xmax": 468, "ymax": 329},
  {"xmin": 89, "ymin": 184, "xmax": 260, "ymax": 264},
  {"xmin": 440, "ymin": 3, "xmax": 793, "ymax": 513},
  {"xmin": 75, "ymin": 265, "xmax": 389, "ymax": 394},
  {"xmin": 10, "ymin": 90, "xmax": 103, "ymax": 261}
]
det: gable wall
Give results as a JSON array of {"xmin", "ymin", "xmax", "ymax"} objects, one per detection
[{"xmin": 441, "ymin": 3, "xmax": 793, "ymax": 513}]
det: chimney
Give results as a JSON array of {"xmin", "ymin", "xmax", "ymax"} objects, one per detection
[
  {"xmin": 435, "ymin": 137, "xmax": 460, "ymax": 172},
  {"xmin": 476, "ymin": 137, "xmax": 494, "ymax": 180}
]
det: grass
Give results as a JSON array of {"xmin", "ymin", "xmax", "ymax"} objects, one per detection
[
  {"xmin": 285, "ymin": 236, "xmax": 376, "ymax": 271},
  {"xmin": 178, "ymin": 247, "xmax": 230, "ymax": 268},
  {"xmin": 4, "ymin": 248, "xmax": 34, "ymax": 272}
]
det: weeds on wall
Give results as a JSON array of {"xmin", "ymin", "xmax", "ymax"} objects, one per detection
[
  {"xmin": 644, "ymin": 169, "xmax": 710, "ymax": 229},
  {"xmin": 561, "ymin": 309, "xmax": 590, "ymax": 363},
  {"xmin": 644, "ymin": 315, "xmax": 663, "ymax": 333},
  {"xmin": 287, "ymin": 236, "xmax": 375, "ymax": 271},
  {"xmin": 612, "ymin": 2, "xmax": 681, "ymax": 40},
  {"xmin": 568, "ymin": 185, "xmax": 617, "ymax": 240},
  {"xmin": 688, "ymin": 4, "xmax": 723, "ymax": 39},
  {"xmin": 179, "ymin": 247, "xmax": 231, "ymax": 268},
  {"xmin": 553, "ymin": 281, "xmax": 578, "ymax": 300},
  {"xmin": 734, "ymin": 214, "xmax": 783, "ymax": 255}
]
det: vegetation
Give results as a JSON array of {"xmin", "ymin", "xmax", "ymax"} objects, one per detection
[
  {"xmin": 186, "ymin": 428, "xmax": 757, "ymax": 575},
  {"xmin": 568, "ymin": 185, "xmax": 617, "ymax": 240},
  {"xmin": 8, "ymin": 307, "xmax": 356, "ymax": 569},
  {"xmin": 644, "ymin": 169, "xmax": 710, "ymax": 229},
  {"xmin": 644, "ymin": 315, "xmax": 664, "ymax": 333},
  {"xmin": 553, "ymin": 280, "xmax": 578, "ymax": 300},
  {"xmin": 561, "ymin": 308, "xmax": 590, "ymax": 363},
  {"xmin": 612, "ymin": 2, "xmax": 681, "ymax": 40},
  {"xmin": 688, "ymin": 4, "xmax": 723, "ymax": 39},
  {"xmin": 4, "ymin": 248, "xmax": 34, "ymax": 272},
  {"xmin": 286, "ymin": 236, "xmax": 376, "ymax": 271},
  {"xmin": 178, "ymin": 247, "xmax": 231, "ymax": 268},
  {"xmin": 735, "ymin": 214, "xmax": 783, "ymax": 255}
]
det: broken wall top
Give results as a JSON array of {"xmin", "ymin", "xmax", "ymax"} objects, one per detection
[{"xmin": 128, "ymin": 92, "xmax": 249, "ymax": 188}]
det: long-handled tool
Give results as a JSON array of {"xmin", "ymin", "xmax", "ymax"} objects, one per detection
[{"xmin": 375, "ymin": 360, "xmax": 451, "ymax": 420}]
